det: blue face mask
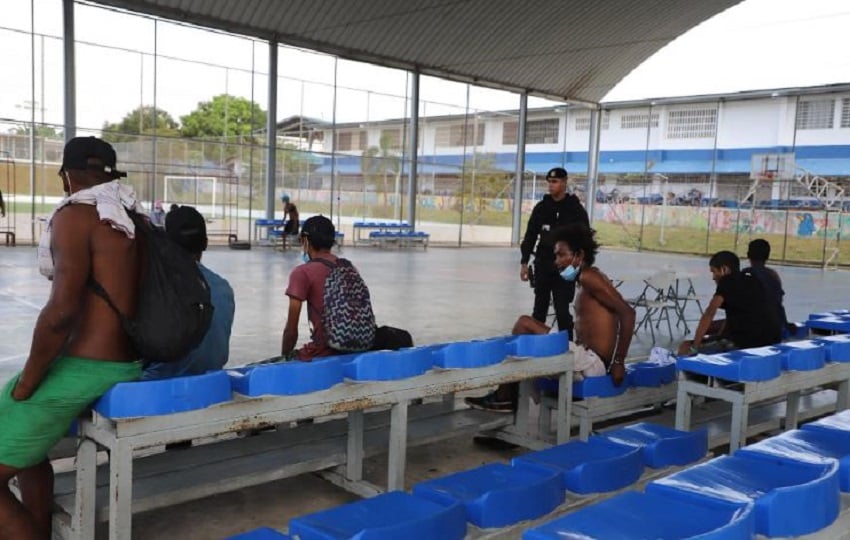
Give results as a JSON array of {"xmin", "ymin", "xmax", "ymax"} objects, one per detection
[
  {"xmin": 559, "ymin": 265, "xmax": 579, "ymax": 281},
  {"xmin": 301, "ymin": 252, "xmax": 310, "ymax": 263}
]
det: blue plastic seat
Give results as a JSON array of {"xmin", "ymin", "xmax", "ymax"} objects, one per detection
[
  {"xmin": 647, "ymin": 454, "xmax": 840, "ymax": 537},
  {"xmin": 676, "ymin": 350, "xmax": 782, "ymax": 382},
  {"xmin": 413, "ymin": 463, "xmax": 563, "ymax": 528},
  {"xmin": 228, "ymin": 355, "xmax": 349, "ymax": 396},
  {"xmin": 802, "ymin": 409, "xmax": 850, "ymax": 434},
  {"xmin": 512, "ymin": 437, "xmax": 643, "ymax": 494},
  {"xmin": 226, "ymin": 528, "xmax": 291, "ymax": 539},
  {"xmin": 600, "ymin": 423, "xmax": 707, "ymax": 468},
  {"xmin": 774, "ymin": 340, "xmax": 827, "ymax": 371},
  {"xmin": 289, "ymin": 491, "xmax": 467, "ymax": 540},
  {"xmin": 343, "ymin": 348, "xmax": 432, "ymax": 381},
  {"xmin": 434, "ymin": 338, "xmax": 509, "ymax": 369},
  {"xmin": 626, "ymin": 359, "xmax": 677, "ymax": 387},
  {"xmin": 509, "ymin": 332, "xmax": 569, "ymax": 357},
  {"xmin": 522, "ymin": 490, "xmax": 755, "ymax": 540},
  {"xmin": 807, "ymin": 313, "xmax": 850, "ymax": 333},
  {"xmin": 814, "ymin": 335, "xmax": 850, "ymax": 362},
  {"xmin": 94, "ymin": 371, "xmax": 232, "ymax": 418},
  {"xmin": 573, "ymin": 374, "xmax": 628, "ymax": 398},
  {"xmin": 739, "ymin": 429, "xmax": 850, "ymax": 492}
]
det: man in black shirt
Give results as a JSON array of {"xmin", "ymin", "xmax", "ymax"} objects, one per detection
[
  {"xmin": 678, "ymin": 250, "xmax": 782, "ymax": 355},
  {"xmin": 520, "ymin": 167, "xmax": 589, "ymax": 334},
  {"xmin": 743, "ymin": 238, "xmax": 794, "ymax": 335}
]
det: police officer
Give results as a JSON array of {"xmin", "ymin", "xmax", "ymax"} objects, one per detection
[{"xmin": 520, "ymin": 167, "xmax": 589, "ymax": 334}]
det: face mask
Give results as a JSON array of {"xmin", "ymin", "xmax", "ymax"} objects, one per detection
[
  {"xmin": 559, "ymin": 265, "xmax": 579, "ymax": 281},
  {"xmin": 301, "ymin": 251, "xmax": 310, "ymax": 264}
]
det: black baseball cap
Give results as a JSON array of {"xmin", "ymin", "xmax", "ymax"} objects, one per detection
[
  {"xmin": 165, "ymin": 205, "xmax": 208, "ymax": 253},
  {"xmin": 300, "ymin": 215, "xmax": 335, "ymax": 243},
  {"xmin": 59, "ymin": 136, "xmax": 127, "ymax": 179},
  {"xmin": 546, "ymin": 167, "xmax": 568, "ymax": 180}
]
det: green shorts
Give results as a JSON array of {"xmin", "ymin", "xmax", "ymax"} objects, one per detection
[{"xmin": 0, "ymin": 356, "xmax": 141, "ymax": 469}]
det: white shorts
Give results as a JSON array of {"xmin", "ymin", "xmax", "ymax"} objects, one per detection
[{"xmin": 572, "ymin": 343, "xmax": 607, "ymax": 381}]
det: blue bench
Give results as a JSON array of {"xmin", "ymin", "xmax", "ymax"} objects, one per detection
[{"xmin": 368, "ymin": 230, "xmax": 429, "ymax": 249}]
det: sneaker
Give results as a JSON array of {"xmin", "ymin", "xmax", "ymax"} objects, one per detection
[{"xmin": 464, "ymin": 392, "xmax": 515, "ymax": 413}]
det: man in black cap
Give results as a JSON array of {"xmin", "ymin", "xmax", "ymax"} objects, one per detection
[
  {"xmin": 520, "ymin": 167, "xmax": 589, "ymax": 333},
  {"xmin": 283, "ymin": 215, "xmax": 373, "ymax": 360},
  {"xmin": 0, "ymin": 137, "xmax": 141, "ymax": 538},
  {"xmin": 142, "ymin": 205, "xmax": 235, "ymax": 380}
]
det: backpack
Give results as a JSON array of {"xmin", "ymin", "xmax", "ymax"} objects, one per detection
[
  {"xmin": 311, "ymin": 258, "xmax": 376, "ymax": 352},
  {"xmin": 90, "ymin": 212, "xmax": 214, "ymax": 362},
  {"xmin": 371, "ymin": 325, "xmax": 414, "ymax": 351}
]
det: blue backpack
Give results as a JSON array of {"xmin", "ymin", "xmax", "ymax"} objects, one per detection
[{"xmin": 311, "ymin": 258, "xmax": 376, "ymax": 352}]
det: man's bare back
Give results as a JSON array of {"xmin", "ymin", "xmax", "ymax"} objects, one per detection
[{"xmin": 62, "ymin": 205, "xmax": 139, "ymax": 362}]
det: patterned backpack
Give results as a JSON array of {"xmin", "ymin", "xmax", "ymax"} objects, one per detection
[{"xmin": 311, "ymin": 258, "xmax": 376, "ymax": 352}]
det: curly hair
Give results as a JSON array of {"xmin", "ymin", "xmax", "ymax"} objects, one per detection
[{"xmin": 551, "ymin": 223, "xmax": 600, "ymax": 266}]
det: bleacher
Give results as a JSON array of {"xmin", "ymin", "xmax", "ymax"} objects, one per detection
[{"xmin": 353, "ymin": 221, "xmax": 430, "ymax": 249}]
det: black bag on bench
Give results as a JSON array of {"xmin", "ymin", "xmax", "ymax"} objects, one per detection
[{"xmin": 372, "ymin": 325, "xmax": 414, "ymax": 351}]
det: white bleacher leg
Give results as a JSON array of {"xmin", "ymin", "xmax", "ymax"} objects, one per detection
[
  {"xmin": 72, "ymin": 438, "xmax": 97, "ymax": 540},
  {"xmin": 108, "ymin": 443, "xmax": 133, "ymax": 540},
  {"xmin": 785, "ymin": 390, "xmax": 801, "ymax": 430},
  {"xmin": 556, "ymin": 371, "xmax": 572, "ymax": 444},
  {"xmin": 346, "ymin": 411, "xmax": 364, "ymax": 482},
  {"xmin": 729, "ymin": 398, "xmax": 749, "ymax": 451},
  {"xmin": 578, "ymin": 409, "xmax": 592, "ymax": 441},
  {"xmin": 674, "ymin": 383, "xmax": 692, "ymax": 431},
  {"xmin": 387, "ymin": 400, "xmax": 409, "ymax": 491},
  {"xmin": 837, "ymin": 378, "xmax": 850, "ymax": 411},
  {"xmin": 537, "ymin": 401, "xmax": 552, "ymax": 438},
  {"xmin": 515, "ymin": 379, "xmax": 532, "ymax": 437}
]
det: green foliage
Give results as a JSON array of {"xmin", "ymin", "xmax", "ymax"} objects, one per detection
[
  {"xmin": 455, "ymin": 153, "xmax": 511, "ymax": 222},
  {"xmin": 180, "ymin": 94, "xmax": 267, "ymax": 139},
  {"xmin": 10, "ymin": 124, "xmax": 62, "ymax": 138},
  {"xmin": 101, "ymin": 106, "xmax": 179, "ymax": 143},
  {"xmin": 360, "ymin": 133, "xmax": 401, "ymax": 205}
]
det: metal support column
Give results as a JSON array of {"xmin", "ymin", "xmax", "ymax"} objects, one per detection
[
  {"xmin": 62, "ymin": 0, "xmax": 76, "ymax": 142},
  {"xmin": 265, "ymin": 41, "xmax": 278, "ymax": 220},
  {"xmin": 511, "ymin": 92, "xmax": 528, "ymax": 244},
  {"xmin": 406, "ymin": 71, "xmax": 420, "ymax": 230},
  {"xmin": 585, "ymin": 107, "xmax": 602, "ymax": 223}
]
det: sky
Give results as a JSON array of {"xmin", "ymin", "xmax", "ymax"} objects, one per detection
[{"xmin": 1, "ymin": 0, "xmax": 850, "ymax": 132}]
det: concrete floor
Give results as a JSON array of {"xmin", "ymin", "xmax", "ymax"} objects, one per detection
[{"xmin": 1, "ymin": 243, "xmax": 848, "ymax": 538}]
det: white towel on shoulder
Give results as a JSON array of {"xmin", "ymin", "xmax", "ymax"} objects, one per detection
[{"xmin": 38, "ymin": 181, "xmax": 140, "ymax": 279}]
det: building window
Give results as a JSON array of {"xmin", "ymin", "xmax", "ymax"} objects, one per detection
[
  {"xmin": 502, "ymin": 119, "xmax": 559, "ymax": 145},
  {"xmin": 666, "ymin": 108, "xmax": 717, "ymax": 139},
  {"xmin": 796, "ymin": 98, "xmax": 835, "ymax": 130},
  {"xmin": 839, "ymin": 98, "xmax": 850, "ymax": 128},
  {"xmin": 379, "ymin": 128, "xmax": 402, "ymax": 149},
  {"xmin": 334, "ymin": 130, "xmax": 367, "ymax": 151},
  {"xmin": 620, "ymin": 112, "xmax": 659, "ymax": 130},
  {"xmin": 435, "ymin": 124, "xmax": 484, "ymax": 148},
  {"xmin": 574, "ymin": 112, "xmax": 609, "ymax": 131}
]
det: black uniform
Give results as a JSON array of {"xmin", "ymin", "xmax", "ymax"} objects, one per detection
[{"xmin": 520, "ymin": 193, "xmax": 589, "ymax": 333}]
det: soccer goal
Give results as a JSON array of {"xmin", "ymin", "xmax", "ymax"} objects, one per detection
[{"xmin": 163, "ymin": 175, "xmax": 221, "ymax": 217}]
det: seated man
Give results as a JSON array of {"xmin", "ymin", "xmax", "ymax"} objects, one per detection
[
  {"xmin": 466, "ymin": 224, "xmax": 636, "ymax": 412},
  {"xmin": 743, "ymin": 238, "xmax": 794, "ymax": 335},
  {"xmin": 143, "ymin": 206, "xmax": 236, "ymax": 380},
  {"xmin": 283, "ymin": 215, "xmax": 372, "ymax": 361},
  {"xmin": 678, "ymin": 250, "xmax": 782, "ymax": 355},
  {"xmin": 281, "ymin": 194, "xmax": 300, "ymax": 235}
]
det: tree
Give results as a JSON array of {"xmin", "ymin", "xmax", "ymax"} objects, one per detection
[
  {"xmin": 455, "ymin": 153, "xmax": 509, "ymax": 222},
  {"xmin": 360, "ymin": 133, "xmax": 401, "ymax": 210},
  {"xmin": 10, "ymin": 124, "xmax": 62, "ymax": 138},
  {"xmin": 101, "ymin": 105, "xmax": 179, "ymax": 143},
  {"xmin": 180, "ymin": 94, "xmax": 267, "ymax": 139}
]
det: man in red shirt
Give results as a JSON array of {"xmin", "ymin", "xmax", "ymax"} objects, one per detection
[{"xmin": 282, "ymin": 215, "xmax": 340, "ymax": 360}]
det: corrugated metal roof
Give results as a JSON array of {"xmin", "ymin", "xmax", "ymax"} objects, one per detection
[{"xmin": 84, "ymin": 0, "xmax": 742, "ymax": 104}]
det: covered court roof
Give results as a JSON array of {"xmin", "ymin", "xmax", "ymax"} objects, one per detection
[{"xmin": 85, "ymin": 0, "xmax": 742, "ymax": 104}]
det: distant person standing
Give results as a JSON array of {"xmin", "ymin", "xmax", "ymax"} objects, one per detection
[
  {"xmin": 520, "ymin": 167, "xmax": 589, "ymax": 334},
  {"xmin": 0, "ymin": 186, "xmax": 5, "ymax": 217},
  {"xmin": 149, "ymin": 200, "xmax": 166, "ymax": 229},
  {"xmin": 281, "ymin": 194, "xmax": 300, "ymax": 235}
]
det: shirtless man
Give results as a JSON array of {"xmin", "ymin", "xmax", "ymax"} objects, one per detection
[
  {"xmin": 466, "ymin": 224, "xmax": 635, "ymax": 412},
  {"xmin": 0, "ymin": 137, "xmax": 142, "ymax": 539}
]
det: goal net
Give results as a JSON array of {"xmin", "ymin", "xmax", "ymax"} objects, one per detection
[{"xmin": 163, "ymin": 175, "xmax": 220, "ymax": 217}]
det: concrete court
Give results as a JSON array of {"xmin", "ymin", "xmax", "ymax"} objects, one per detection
[{"xmin": 0, "ymin": 243, "xmax": 847, "ymax": 538}]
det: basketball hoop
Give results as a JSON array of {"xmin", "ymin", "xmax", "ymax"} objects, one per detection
[{"xmin": 757, "ymin": 171, "xmax": 776, "ymax": 182}]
